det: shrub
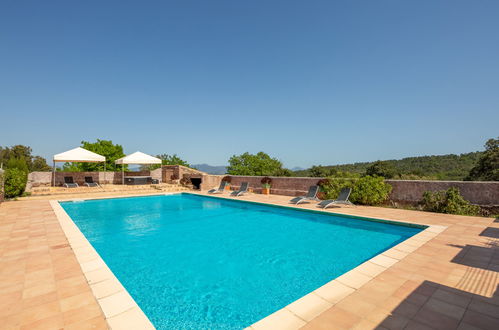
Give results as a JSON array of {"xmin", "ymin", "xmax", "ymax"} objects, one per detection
[
  {"xmin": 261, "ymin": 176, "xmax": 272, "ymax": 188},
  {"xmin": 350, "ymin": 176, "xmax": 392, "ymax": 205},
  {"xmin": 4, "ymin": 168, "xmax": 28, "ymax": 198},
  {"xmin": 318, "ymin": 177, "xmax": 355, "ymax": 200},
  {"xmin": 222, "ymin": 176, "xmax": 232, "ymax": 184},
  {"xmin": 6, "ymin": 157, "xmax": 29, "ymax": 172},
  {"xmin": 422, "ymin": 187, "xmax": 480, "ymax": 216}
]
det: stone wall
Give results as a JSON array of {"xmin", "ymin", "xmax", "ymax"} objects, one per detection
[
  {"xmin": 27, "ymin": 169, "xmax": 163, "ymax": 189},
  {"xmin": 204, "ymin": 175, "xmax": 499, "ymax": 206},
  {"xmin": 225, "ymin": 175, "xmax": 321, "ymax": 196},
  {"xmin": 161, "ymin": 165, "xmax": 206, "ymax": 183},
  {"xmin": 386, "ymin": 180, "xmax": 499, "ymax": 206}
]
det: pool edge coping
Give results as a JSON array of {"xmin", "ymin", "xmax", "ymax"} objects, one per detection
[{"xmin": 50, "ymin": 191, "xmax": 446, "ymax": 330}]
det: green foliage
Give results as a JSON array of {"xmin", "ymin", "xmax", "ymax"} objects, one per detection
[
  {"xmin": 317, "ymin": 178, "xmax": 355, "ymax": 200},
  {"xmin": 466, "ymin": 137, "xmax": 499, "ymax": 181},
  {"xmin": 365, "ymin": 161, "xmax": 397, "ymax": 179},
  {"xmin": 158, "ymin": 154, "xmax": 190, "ymax": 167},
  {"xmin": 6, "ymin": 157, "xmax": 29, "ymax": 172},
  {"xmin": 141, "ymin": 153, "xmax": 190, "ymax": 171},
  {"xmin": 317, "ymin": 175, "xmax": 391, "ymax": 205},
  {"xmin": 4, "ymin": 168, "xmax": 28, "ymax": 198},
  {"xmin": 422, "ymin": 187, "xmax": 480, "ymax": 216},
  {"xmin": 31, "ymin": 156, "xmax": 51, "ymax": 171},
  {"xmin": 227, "ymin": 152, "xmax": 291, "ymax": 176},
  {"xmin": 62, "ymin": 140, "xmax": 125, "ymax": 172},
  {"xmin": 350, "ymin": 176, "xmax": 392, "ymax": 205},
  {"xmin": 0, "ymin": 145, "xmax": 50, "ymax": 172},
  {"xmin": 309, "ymin": 165, "xmax": 337, "ymax": 177},
  {"xmin": 294, "ymin": 152, "xmax": 483, "ymax": 180}
]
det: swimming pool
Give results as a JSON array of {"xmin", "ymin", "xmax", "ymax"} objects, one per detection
[{"xmin": 61, "ymin": 193, "xmax": 423, "ymax": 329}]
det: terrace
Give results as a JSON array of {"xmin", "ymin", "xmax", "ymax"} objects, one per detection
[{"xmin": 0, "ymin": 186, "xmax": 497, "ymax": 329}]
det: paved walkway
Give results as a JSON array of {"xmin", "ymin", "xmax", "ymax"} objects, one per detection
[{"xmin": 0, "ymin": 191, "xmax": 498, "ymax": 329}]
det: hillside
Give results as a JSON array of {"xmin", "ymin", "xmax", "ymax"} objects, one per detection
[
  {"xmin": 192, "ymin": 164, "xmax": 227, "ymax": 175},
  {"xmin": 293, "ymin": 152, "xmax": 483, "ymax": 180}
]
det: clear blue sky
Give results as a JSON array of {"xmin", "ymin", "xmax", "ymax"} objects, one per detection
[{"xmin": 1, "ymin": 1, "xmax": 498, "ymax": 168}]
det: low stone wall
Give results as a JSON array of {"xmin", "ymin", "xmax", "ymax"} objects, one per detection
[
  {"xmin": 386, "ymin": 180, "xmax": 499, "ymax": 206},
  {"xmin": 206, "ymin": 175, "xmax": 499, "ymax": 206},
  {"xmin": 28, "ymin": 169, "xmax": 164, "ymax": 189},
  {"xmin": 226, "ymin": 175, "xmax": 321, "ymax": 196}
]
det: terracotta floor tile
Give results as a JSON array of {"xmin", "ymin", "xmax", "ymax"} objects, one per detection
[
  {"xmin": 20, "ymin": 301, "xmax": 61, "ymax": 325},
  {"xmin": 467, "ymin": 298, "xmax": 499, "ymax": 319},
  {"xmin": 413, "ymin": 306, "xmax": 461, "ymax": 329},
  {"xmin": 424, "ymin": 297, "xmax": 466, "ymax": 320},
  {"xmin": 22, "ymin": 291, "xmax": 59, "ymax": 309},
  {"xmin": 462, "ymin": 309, "xmax": 499, "ymax": 330},
  {"xmin": 335, "ymin": 292, "xmax": 378, "ymax": 317},
  {"xmin": 302, "ymin": 307, "xmax": 361, "ymax": 330},
  {"xmin": 63, "ymin": 315, "xmax": 108, "ymax": 330},
  {"xmin": 62, "ymin": 302, "xmax": 103, "ymax": 326},
  {"xmin": 19, "ymin": 314, "xmax": 64, "ymax": 330},
  {"xmin": 2, "ymin": 191, "xmax": 498, "ymax": 329},
  {"xmin": 59, "ymin": 291, "xmax": 98, "ymax": 313}
]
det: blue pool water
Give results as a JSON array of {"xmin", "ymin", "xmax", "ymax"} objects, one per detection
[{"xmin": 61, "ymin": 193, "xmax": 422, "ymax": 329}]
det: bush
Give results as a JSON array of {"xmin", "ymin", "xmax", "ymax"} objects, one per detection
[
  {"xmin": 6, "ymin": 157, "xmax": 29, "ymax": 172},
  {"xmin": 4, "ymin": 168, "xmax": 28, "ymax": 198},
  {"xmin": 422, "ymin": 187, "xmax": 480, "ymax": 216},
  {"xmin": 351, "ymin": 175, "xmax": 392, "ymax": 205},
  {"xmin": 318, "ymin": 175, "xmax": 391, "ymax": 205},
  {"xmin": 317, "ymin": 177, "xmax": 355, "ymax": 200}
]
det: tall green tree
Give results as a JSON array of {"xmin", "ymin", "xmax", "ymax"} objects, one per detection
[
  {"xmin": 227, "ymin": 152, "xmax": 290, "ymax": 176},
  {"xmin": 62, "ymin": 140, "xmax": 125, "ymax": 171},
  {"xmin": 141, "ymin": 154, "xmax": 190, "ymax": 170},
  {"xmin": 0, "ymin": 145, "xmax": 50, "ymax": 172},
  {"xmin": 158, "ymin": 154, "xmax": 190, "ymax": 167},
  {"xmin": 365, "ymin": 161, "xmax": 397, "ymax": 179},
  {"xmin": 466, "ymin": 137, "xmax": 499, "ymax": 181}
]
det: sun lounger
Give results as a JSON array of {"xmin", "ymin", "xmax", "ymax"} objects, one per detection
[
  {"xmin": 84, "ymin": 176, "xmax": 99, "ymax": 187},
  {"xmin": 231, "ymin": 182, "xmax": 249, "ymax": 197},
  {"xmin": 63, "ymin": 176, "xmax": 79, "ymax": 188},
  {"xmin": 318, "ymin": 187, "xmax": 353, "ymax": 208},
  {"xmin": 208, "ymin": 181, "xmax": 227, "ymax": 194},
  {"xmin": 290, "ymin": 185, "xmax": 320, "ymax": 204}
]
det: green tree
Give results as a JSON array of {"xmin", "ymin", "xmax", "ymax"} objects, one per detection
[
  {"xmin": 365, "ymin": 161, "xmax": 397, "ymax": 179},
  {"xmin": 140, "ymin": 153, "xmax": 190, "ymax": 170},
  {"xmin": 31, "ymin": 156, "xmax": 51, "ymax": 171},
  {"xmin": 0, "ymin": 145, "xmax": 50, "ymax": 172},
  {"xmin": 309, "ymin": 165, "xmax": 337, "ymax": 177},
  {"xmin": 158, "ymin": 154, "xmax": 190, "ymax": 167},
  {"xmin": 62, "ymin": 140, "xmax": 125, "ymax": 172},
  {"xmin": 227, "ymin": 152, "xmax": 289, "ymax": 176},
  {"xmin": 466, "ymin": 137, "xmax": 499, "ymax": 181}
]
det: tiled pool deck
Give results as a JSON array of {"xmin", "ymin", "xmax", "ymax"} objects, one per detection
[{"xmin": 0, "ymin": 190, "xmax": 498, "ymax": 329}]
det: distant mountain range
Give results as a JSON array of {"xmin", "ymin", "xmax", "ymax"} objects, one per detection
[{"xmin": 192, "ymin": 164, "xmax": 227, "ymax": 175}]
